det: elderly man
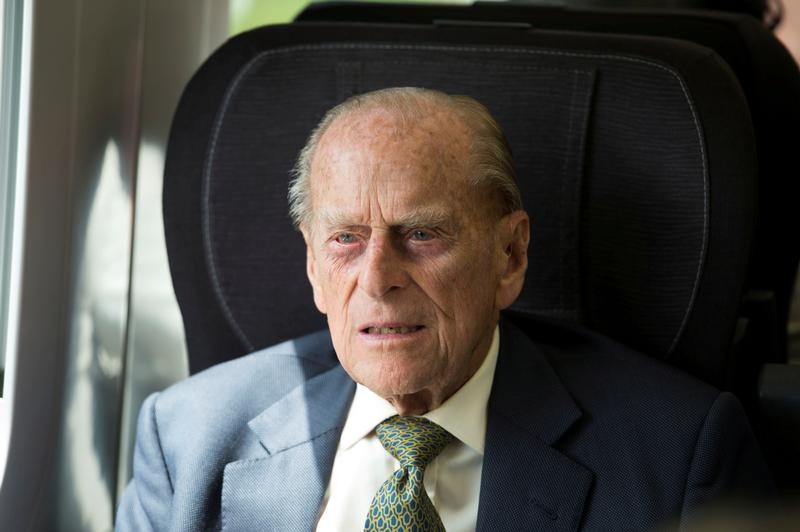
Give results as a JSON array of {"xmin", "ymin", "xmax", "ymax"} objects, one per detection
[{"xmin": 117, "ymin": 87, "xmax": 770, "ymax": 531}]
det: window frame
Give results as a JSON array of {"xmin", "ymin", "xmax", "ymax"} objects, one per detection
[{"xmin": 0, "ymin": 0, "xmax": 32, "ymax": 483}]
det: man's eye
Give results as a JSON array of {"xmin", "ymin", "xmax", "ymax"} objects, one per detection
[
  {"xmin": 335, "ymin": 232, "xmax": 356, "ymax": 244},
  {"xmin": 410, "ymin": 230, "xmax": 433, "ymax": 241}
]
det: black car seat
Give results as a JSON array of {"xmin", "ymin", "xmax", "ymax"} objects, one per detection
[
  {"xmin": 298, "ymin": 1, "xmax": 800, "ymax": 367},
  {"xmin": 293, "ymin": 5, "xmax": 800, "ymax": 491},
  {"xmin": 164, "ymin": 21, "xmax": 755, "ymax": 396}
]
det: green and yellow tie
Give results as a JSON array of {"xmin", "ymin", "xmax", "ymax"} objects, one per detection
[{"xmin": 364, "ymin": 416, "xmax": 455, "ymax": 532}]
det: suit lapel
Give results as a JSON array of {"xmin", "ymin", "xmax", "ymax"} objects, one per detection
[
  {"xmin": 477, "ymin": 321, "xmax": 593, "ymax": 531},
  {"xmin": 220, "ymin": 364, "xmax": 355, "ymax": 531}
]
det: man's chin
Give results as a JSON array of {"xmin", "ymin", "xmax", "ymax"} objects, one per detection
[{"xmin": 355, "ymin": 369, "xmax": 436, "ymax": 404}]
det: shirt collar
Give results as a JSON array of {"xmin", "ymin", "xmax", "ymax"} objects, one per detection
[{"xmin": 337, "ymin": 326, "xmax": 500, "ymax": 455}]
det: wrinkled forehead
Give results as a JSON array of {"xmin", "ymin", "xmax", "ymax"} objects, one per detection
[
  {"xmin": 312, "ymin": 106, "xmax": 472, "ymax": 184},
  {"xmin": 320, "ymin": 104, "xmax": 471, "ymax": 157},
  {"xmin": 306, "ymin": 106, "xmax": 482, "ymax": 226}
]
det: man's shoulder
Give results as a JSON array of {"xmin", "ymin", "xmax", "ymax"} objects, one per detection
[
  {"xmin": 150, "ymin": 329, "xmax": 338, "ymax": 431},
  {"xmin": 515, "ymin": 316, "xmax": 714, "ymax": 384},
  {"xmin": 502, "ymin": 315, "xmax": 720, "ymax": 417},
  {"xmin": 492, "ymin": 320, "xmax": 769, "ymax": 530},
  {"xmin": 118, "ymin": 330, "xmax": 346, "ymax": 530}
]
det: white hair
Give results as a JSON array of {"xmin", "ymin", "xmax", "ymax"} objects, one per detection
[{"xmin": 288, "ymin": 87, "xmax": 522, "ymax": 228}]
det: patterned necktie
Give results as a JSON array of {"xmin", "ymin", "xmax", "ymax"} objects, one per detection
[{"xmin": 364, "ymin": 415, "xmax": 455, "ymax": 532}]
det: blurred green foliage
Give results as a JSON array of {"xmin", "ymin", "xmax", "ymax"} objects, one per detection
[
  {"xmin": 230, "ymin": 0, "xmax": 472, "ymax": 35},
  {"xmin": 229, "ymin": 0, "xmax": 308, "ymax": 33}
]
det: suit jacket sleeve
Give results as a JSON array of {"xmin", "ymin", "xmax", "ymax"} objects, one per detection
[
  {"xmin": 116, "ymin": 392, "xmax": 173, "ymax": 532},
  {"xmin": 679, "ymin": 391, "xmax": 773, "ymax": 527}
]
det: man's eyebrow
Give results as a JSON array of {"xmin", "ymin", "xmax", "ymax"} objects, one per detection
[
  {"xmin": 317, "ymin": 207, "xmax": 453, "ymax": 229},
  {"xmin": 393, "ymin": 207, "xmax": 452, "ymax": 228}
]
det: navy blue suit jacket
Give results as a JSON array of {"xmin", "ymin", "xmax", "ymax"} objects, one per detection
[{"xmin": 116, "ymin": 319, "xmax": 771, "ymax": 531}]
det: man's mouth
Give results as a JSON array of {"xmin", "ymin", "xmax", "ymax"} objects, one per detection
[{"xmin": 362, "ymin": 325, "xmax": 424, "ymax": 335}]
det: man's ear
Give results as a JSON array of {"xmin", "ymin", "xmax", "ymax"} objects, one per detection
[
  {"xmin": 301, "ymin": 227, "xmax": 327, "ymax": 314},
  {"xmin": 495, "ymin": 210, "xmax": 530, "ymax": 310}
]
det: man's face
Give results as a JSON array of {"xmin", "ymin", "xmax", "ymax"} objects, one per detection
[{"xmin": 302, "ymin": 106, "xmax": 528, "ymax": 408}]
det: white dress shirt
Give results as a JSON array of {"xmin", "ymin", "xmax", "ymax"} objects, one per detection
[{"xmin": 316, "ymin": 326, "xmax": 500, "ymax": 531}]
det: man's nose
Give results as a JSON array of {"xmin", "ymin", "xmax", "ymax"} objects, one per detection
[{"xmin": 358, "ymin": 234, "xmax": 410, "ymax": 298}]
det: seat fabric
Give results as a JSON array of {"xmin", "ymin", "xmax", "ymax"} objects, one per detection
[
  {"xmin": 164, "ymin": 23, "xmax": 756, "ymax": 390},
  {"xmin": 299, "ymin": 2, "xmax": 800, "ymax": 361}
]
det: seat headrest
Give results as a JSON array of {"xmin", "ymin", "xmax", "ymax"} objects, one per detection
[{"xmin": 165, "ymin": 23, "xmax": 755, "ymax": 384}]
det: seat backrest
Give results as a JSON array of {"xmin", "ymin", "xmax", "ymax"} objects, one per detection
[
  {"xmin": 164, "ymin": 22, "xmax": 756, "ymax": 389},
  {"xmin": 298, "ymin": 2, "xmax": 800, "ymax": 361}
]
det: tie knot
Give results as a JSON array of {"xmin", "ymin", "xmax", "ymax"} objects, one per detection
[{"xmin": 376, "ymin": 416, "xmax": 454, "ymax": 470}]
